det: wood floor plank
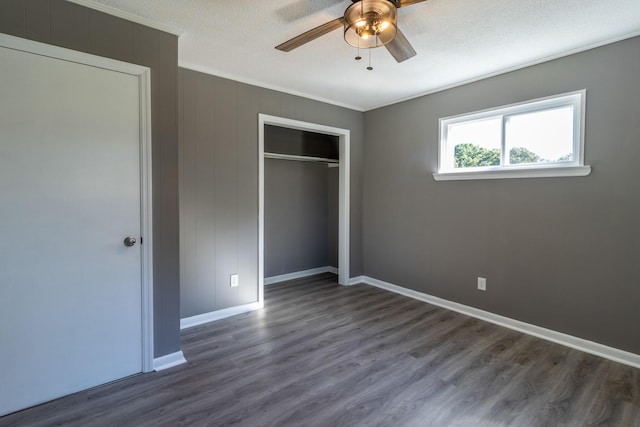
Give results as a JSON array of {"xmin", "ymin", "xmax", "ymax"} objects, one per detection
[{"xmin": 1, "ymin": 273, "xmax": 639, "ymax": 426}]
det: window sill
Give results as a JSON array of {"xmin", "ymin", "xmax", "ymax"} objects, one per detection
[{"xmin": 433, "ymin": 165, "xmax": 591, "ymax": 181}]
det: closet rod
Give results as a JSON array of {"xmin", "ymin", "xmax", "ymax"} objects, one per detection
[{"xmin": 264, "ymin": 152, "xmax": 339, "ymax": 165}]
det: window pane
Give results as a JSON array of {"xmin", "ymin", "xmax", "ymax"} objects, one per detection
[
  {"xmin": 505, "ymin": 107, "xmax": 574, "ymax": 165},
  {"xmin": 448, "ymin": 117, "xmax": 502, "ymax": 169}
]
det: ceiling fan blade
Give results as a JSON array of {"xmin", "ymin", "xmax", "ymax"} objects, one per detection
[
  {"xmin": 393, "ymin": 0, "xmax": 428, "ymax": 7},
  {"xmin": 383, "ymin": 28, "xmax": 417, "ymax": 63},
  {"xmin": 276, "ymin": 17, "xmax": 345, "ymax": 52}
]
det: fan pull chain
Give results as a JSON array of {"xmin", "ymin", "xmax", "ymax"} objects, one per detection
[{"xmin": 367, "ymin": 48, "xmax": 373, "ymax": 71}]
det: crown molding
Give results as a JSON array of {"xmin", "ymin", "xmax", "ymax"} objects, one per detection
[{"xmin": 65, "ymin": 0, "xmax": 183, "ymax": 36}]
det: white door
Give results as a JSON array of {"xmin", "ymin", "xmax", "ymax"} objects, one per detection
[{"xmin": 0, "ymin": 39, "xmax": 145, "ymax": 416}]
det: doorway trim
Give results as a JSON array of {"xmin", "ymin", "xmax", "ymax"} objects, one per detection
[
  {"xmin": 0, "ymin": 33, "xmax": 154, "ymax": 373},
  {"xmin": 258, "ymin": 114, "xmax": 350, "ymax": 307}
]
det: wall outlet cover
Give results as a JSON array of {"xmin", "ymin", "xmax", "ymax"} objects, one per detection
[
  {"xmin": 230, "ymin": 274, "xmax": 239, "ymax": 287},
  {"xmin": 477, "ymin": 277, "xmax": 487, "ymax": 291}
]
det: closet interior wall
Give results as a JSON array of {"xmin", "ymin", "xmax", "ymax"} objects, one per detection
[{"xmin": 264, "ymin": 126, "xmax": 339, "ymax": 279}]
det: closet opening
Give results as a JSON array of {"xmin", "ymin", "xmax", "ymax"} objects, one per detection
[{"xmin": 258, "ymin": 114, "xmax": 350, "ymax": 307}]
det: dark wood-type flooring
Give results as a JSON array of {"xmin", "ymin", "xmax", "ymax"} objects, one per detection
[{"xmin": 2, "ymin": 273, "xmax": 639, "ymax": 426}]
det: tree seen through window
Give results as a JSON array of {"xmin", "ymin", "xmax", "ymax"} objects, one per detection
[{"xmin": 454, "ymin": 143, "xmax": 572, "ymax": 168}]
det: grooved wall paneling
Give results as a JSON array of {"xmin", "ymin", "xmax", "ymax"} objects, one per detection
[
  {"xmin": 264, "ymin": 159, "xmax": 333, "ymax": 278},
  {"xmin": 25, "ymin": 0, "xmax": 50, "ymax": 43},
  {"xmin": 213, "ymin": 78, "xmax": 239, "ymax": 310},
  {"xmin": 0, "ymin": 0, "xmax": 25, "ymax": 37},
  {"xmin": 179, "ymin": 67, "xmax": 363, "ymax": 319},
  {"xmin": 90, "ymin": 10, "xmax": 134, "ymax": 63},
  {"xmin": 50, "ymin": 0, "xmax": 90, "ymax": 52},
  {"xmin": 328, "ymin": 167, "xmax": 339, "ymax": 268}
]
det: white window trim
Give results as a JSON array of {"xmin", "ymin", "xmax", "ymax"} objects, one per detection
[{"xmin": 434, "ymin": 90, "xmax": 591, "ymax": 181}]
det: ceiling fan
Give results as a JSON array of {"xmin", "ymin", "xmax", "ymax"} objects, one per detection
[{"xmin": 276, "ymin": 0, "xmax": 427, "ymax": 63}]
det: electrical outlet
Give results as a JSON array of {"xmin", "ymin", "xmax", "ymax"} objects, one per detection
[
  {"xmin": 230, "ymin": 274, "xmax": 239, "ymax": 288},
  {"xmin": 477, "ymin": 277, "xmax": 487, "ymax": 291}
]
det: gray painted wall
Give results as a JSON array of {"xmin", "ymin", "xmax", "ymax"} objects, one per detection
[
  {"xmin": 265, "ymin": 159, "xmax": 335, "ymax": 278},
  {"xmin": 363, "ymin": 36, "xmax": 640, "ymax": 354},
  {"xmin": 328, "ymin": 167, "xmax": 339, "ymax": 268},
  {"xmin": 179, "ymin": 67, "xmax": 363, "ymax": 319},
  {"xmin": 0, "ymin": 0, "xmax": 180, "ymax": 357}
]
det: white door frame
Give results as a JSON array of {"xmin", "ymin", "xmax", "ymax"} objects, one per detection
[
  {"xmin": 258, "ymin": 114, "xmax": 350, "ymax": 307},
  {"xmin": 0, "ymin": 34, "xmax": 154, "ymax": 373}
]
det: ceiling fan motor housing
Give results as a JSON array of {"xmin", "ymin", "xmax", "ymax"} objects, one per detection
[{"xmin": 344, "ymin": 0, "xmax": 398, "ymax": 49}]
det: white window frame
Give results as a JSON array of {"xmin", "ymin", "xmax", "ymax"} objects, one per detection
[{"xmin": 433, "ymin": 90, "xmax": 591, "ymax": 181}]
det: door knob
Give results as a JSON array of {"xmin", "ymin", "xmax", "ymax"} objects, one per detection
[{"xmin": 123, "ymin": 236, "xmax": 137, "ymax": 247}]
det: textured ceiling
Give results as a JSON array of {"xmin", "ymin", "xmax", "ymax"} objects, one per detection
[{"xmin": 81, "ymin": 0, "xmax": 640, "ymax": 111}]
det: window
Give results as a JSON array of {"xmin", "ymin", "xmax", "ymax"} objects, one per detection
[{"xmin": 434, "ymin": 90, "xmax": 591, "ymax": 180}]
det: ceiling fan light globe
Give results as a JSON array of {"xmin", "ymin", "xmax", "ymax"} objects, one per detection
[{"xmin": 344, "ymin": 0, "xmax": 397, "ymax": 49}]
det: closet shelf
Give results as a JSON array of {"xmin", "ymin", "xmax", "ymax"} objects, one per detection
[{"xmin": 264, "ymin": 152, "xmax": 339, "ymax": 165}]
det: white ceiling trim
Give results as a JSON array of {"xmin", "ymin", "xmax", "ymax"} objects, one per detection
[
  {"xmin": 66, "ymin": 0, "xmax": 640, "ymax": 112},
  {"xmin": 179, "ymin": 61, "xmax": 365, "ymax": 112},
  {"xmin": 183, "ymin": 29, "xmax": 640, "ymax": 113},
  {"xmin": 66, "ymin": 0, "xmax": 183, "ymax": 36}
]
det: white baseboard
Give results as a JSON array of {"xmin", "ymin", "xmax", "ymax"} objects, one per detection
[
  {"xmin": 180, "ymin": 302, "xmax": 262, "ymax": 330},
  {"xmin": 264, "ymin": 266, "xmax": 338, "ymax": 285},
  {"xmin": 361, "ymin": 276, "xmax": 640, "ymax": 370},
  {"xmin": 153, "ymin": 351, "xmax": 186, "ymax": 371},
  {"xmin": 349, "ymin": 275, "xmax": 366, "ymax": 286}
]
